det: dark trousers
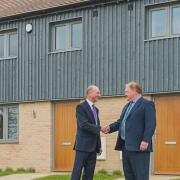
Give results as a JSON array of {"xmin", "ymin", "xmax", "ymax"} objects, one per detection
[
  {"xmin": 122, "ymin": 147, "xmax": 150, "ymax": 180},
  {"xmin": 71, "ymin": 151, "xmax": 97, "ymax": 180}
]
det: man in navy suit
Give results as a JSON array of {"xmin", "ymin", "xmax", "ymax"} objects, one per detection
[
  {"xmin": 102, "ymin": 81, "xmax": 156, "ymax": 180},
  {"xmin": 71, "ymin": 85, "xmax": 102, "ymax": 180}
]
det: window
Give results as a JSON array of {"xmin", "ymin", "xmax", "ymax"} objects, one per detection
[
  {"xmin": 148, "ymin": 4, "xmax": 180, "ymax": 39},
  {"xmin": 0, "ymin": 30, "xmax": 17, "ymax": 59},
  {"xmin": 55, "ymin": 25, "xmax": 67, "ymax": 50},
  {"xmin": 151, "ymin": 9, "xmax": 166, "ymax": 37},
  {"xmin": 0, "ymin": 108, "xmax": 3, "ymax": 139},
  {"xmin": 172, "ymin": 6, "xmax": 180, "ymax": 34},
  {"xmin": 51, "ymin": 19, "xmax": 82, "ymax": 52},
  {"xmin": 0, "ymin": 106, "xmax": 18, "ymax": 143},
  {"xmin": 71, "ymin": 22, "xmax": 82, "ymax": 48},
  {"xmin": 0, "ymin": 36, "xmax": 4, "ymax": 58}
]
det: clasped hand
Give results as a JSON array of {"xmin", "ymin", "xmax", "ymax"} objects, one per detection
[{"xmin": 101, "ymin": 125, "xmax": 110, "ymax": 134}]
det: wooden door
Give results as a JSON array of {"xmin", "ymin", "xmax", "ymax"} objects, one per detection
[
  {"xmin": 154, "ymin": 96, "xmax": 180, "ymax": 174},
  {"xmin": 54, "ymin": 101, "xmax": 79, "ymax": 171}
]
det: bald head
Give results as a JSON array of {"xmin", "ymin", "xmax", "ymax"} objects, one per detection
[{"xmin": 86, "ymin": 85, "xmax": 101, "ymax": 103}]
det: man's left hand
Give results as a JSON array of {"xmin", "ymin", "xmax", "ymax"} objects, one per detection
[
  {"xmin": 97, "ymin": 148, "xmax": 102, "ymax": 156},
  {"xmin": 140, "ymin": 141, "xmax": 148, "ymax": 151}
]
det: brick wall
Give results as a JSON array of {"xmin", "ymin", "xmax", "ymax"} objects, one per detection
[{"xmin": 0, "ymin": 102, "xmax": 52, "ymax": 172}]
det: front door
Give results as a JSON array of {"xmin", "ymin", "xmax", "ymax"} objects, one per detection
[
  {"xmin": 54, "ymin": 101, "xmax": 79, "ymax": 171},
  {"xmin": 154, "ymin": 96, "xmax": 180, "ymax": 174}
]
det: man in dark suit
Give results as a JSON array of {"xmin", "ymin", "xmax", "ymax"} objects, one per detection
[
  {"xmin": 71, "ymin": 85, "xmax": 102, "ymax": 180},
  {"xmin": 102, "ymin": 81, "xmax": 156, "ymax": 180}
]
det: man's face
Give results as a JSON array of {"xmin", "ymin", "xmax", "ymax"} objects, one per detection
[
  {"xmin": 89, "ymin": 87, "xmax": 101, "ymax": 103},
  {"xmin": 124, "ymin": 85, "xmax": 137, "ymax": 101}
]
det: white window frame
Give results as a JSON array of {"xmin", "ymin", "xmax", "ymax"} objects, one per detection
[
  {"xmin": 50, "ymin": 19, "xmax": 82, "ymax": 53},
  {"xmin": 147, "ymin": 3, "xmax": 180, "ymax": 40},
  {"xmin": 0, "ymin": 30, "xmax": 18, "ymax": 60},
  {"xmin": 0, "ymin": 105, "xmax": 19, "ymax": 144},
  {"xmin": 149, "ymin": 7, "xmax": 168, "ymax": 38},
  {"xmin": 70, "ymin": 21, "xmax": 83, "ymax": 49},
  {"xmin": 170, "ymin": 4, "xmax": 180, "ymax": 36},
  {"xmin": 0, "ymin": 35, "xmax": 5, "ymax": 59},
  {"xmin": 54, "ymin": 24, "xmax": 68, "ymax": 51}
]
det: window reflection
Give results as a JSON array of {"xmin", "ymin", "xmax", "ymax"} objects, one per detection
[
  {"xmin": 151, "ymin": 9, "xmax": 166, "ymax": 37},
  {"xmin": 172, "ymin": 6, "xmax": 180, "ymax": 34}
]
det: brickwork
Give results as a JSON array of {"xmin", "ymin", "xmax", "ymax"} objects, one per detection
[{"xmin": 0, "ymin": 102, "xmax": 52, "ymax": 172}]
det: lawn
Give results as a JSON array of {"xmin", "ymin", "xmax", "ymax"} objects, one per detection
[
  {"xmin": 0, "ymin": 168, "xmax": 35, "ymax": 177},
  {"xmin": 35, "ymin": 170, "xmax": 123, "ymax": 180}
]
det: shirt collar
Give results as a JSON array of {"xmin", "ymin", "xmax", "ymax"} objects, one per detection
[
  {"xmin": 131, "ymin": 95, "xmax": 142, "ymax": 104},
  {"xmin": 86, "ymin": 98, "xmax": 94, "ymax": 109}
]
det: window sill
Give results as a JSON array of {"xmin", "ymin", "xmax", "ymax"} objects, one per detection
[
  {"xmin": 48, "ymin": 48, "xmax": 82, "ymax": 54},
  {"xmin": 0, "ymin": 140, "xmax": 19, "ymax": 144},
  {"xmin": 144, "ymin": 35, "xmax": 180, "ymax": 42},
  {"xmin": 0, "ymin": 56, "xmax": 17, "ymax": 61}
]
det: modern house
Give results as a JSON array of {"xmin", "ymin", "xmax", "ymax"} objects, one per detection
[{"xmin": 0, "ymin": 0, "xmax": 180, "ymax": 175}]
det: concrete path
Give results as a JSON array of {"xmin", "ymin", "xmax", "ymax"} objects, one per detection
[
  {"xmin": 0, "ymin": 173, "xmax": 179, "ymax": 180},
  {"xmin": 150, "ymin": 175, "xmax": 180, "ymax": 180},
  {"xmin": 117, "ymin": 176, "xmax": 180, "ymax": 180},
  {"xmin": 0, "ymin": 172, "xmax": 68, "ymax": 180}
]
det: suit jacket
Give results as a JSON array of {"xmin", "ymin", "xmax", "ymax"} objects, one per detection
[
  {"xmin": 74, "ymin": 100, "xmax": 101, "ymax": 153},
  {"xmin": 109, "ymin": 97, "xmax": 156, "ymax": 152}
]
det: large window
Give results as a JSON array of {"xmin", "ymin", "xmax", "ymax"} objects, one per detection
[
  {"xmin": 51, "ymin": 19, "xmax": 82, "ymax": 52},
  {"xmin": 0, "ymin": 30, "xmax": 17, "ymax": 59},
  {"xmin": 0, "ymin": 106, "xmax": 18, "ymax": 143},
  {"xmin": 148, "ymin": 4, "xmax": 180, "ymax": 39}
]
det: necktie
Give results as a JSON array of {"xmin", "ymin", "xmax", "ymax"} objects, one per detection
[
  {"xmin": 92, "ymin": 105, "xmax": 98, "ymax": 125},
  {"xmin": 121, "ymin": 101, "xmax": 134, "ymax": 140}
]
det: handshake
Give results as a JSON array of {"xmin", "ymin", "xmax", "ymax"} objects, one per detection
[{"xmin": 100, "ymin": 125, "xmax": 110, "ymax": 134}]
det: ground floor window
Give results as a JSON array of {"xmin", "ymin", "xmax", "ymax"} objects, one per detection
[{"xmin": 0, "ymin": 105, "xmax": 18, "ymax": 143}]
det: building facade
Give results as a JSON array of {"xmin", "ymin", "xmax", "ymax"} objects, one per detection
[{"xmin": 0, "ymin": 0, "xmax": 180, "ymax": 174}]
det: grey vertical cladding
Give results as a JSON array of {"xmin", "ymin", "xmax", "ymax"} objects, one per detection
[
  {"xmin": 144, "ymin": 37, "xmax": 180, "ymax": 92},
  {"xmin": 0, "ymin": 0, "xmax": 179, "ymax": 103},
  {"xmin": 144, "ymin": 0, "xmax": 180, "ymax": 92}
]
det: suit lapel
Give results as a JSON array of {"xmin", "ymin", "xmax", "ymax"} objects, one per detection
[
  {"xmin": 84, "ymin": 101, "xmax": 96, "ymax": 124},
  {"xmin": 127, "ymin": 97, "xmax": 143, "ymax": 118}
]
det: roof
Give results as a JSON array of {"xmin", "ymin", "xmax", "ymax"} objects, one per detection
[{"xmin": 0, "ymin": 0, "xmax": 89, "ymax": 19}]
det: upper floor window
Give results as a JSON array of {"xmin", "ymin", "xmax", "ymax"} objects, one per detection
[
  {"xmin": 50, "ymin": 19, "xmax": 82, "ymax": 52},
  {"xmin": 0, "ymin": 30, "xmax": 18, "ymax": 59},
  {"xmin": 0, "ymin": 105, "xmax": 19, "ymax": 143},
  {"xmin": 151, "ymin": 9, "xmax": 166, "ymax": 37},
  {"xmin": 148, "ymin": 4, "xmax": 180, "ymax": 39},
  {"xmin": 172, "ymin": 6, "xmax": 180, "ymax": 35}
]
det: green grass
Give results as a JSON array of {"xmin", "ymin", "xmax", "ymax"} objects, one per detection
[
  {"xmin": 0, "ymin": 168, "xmax": 35, "ymax": 177},
  {"xmin": 35, "ymin": 170, "xmax": 123, "ymax": 180}
]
